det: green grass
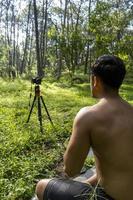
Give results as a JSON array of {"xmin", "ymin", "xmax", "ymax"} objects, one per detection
[{"xmin": 0, "ymin": 77, "xmax": 133, "ymax": 200}]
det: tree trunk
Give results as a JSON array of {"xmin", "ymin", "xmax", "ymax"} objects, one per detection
[
  {"xmin": 42, "ymin": 0, "xmax": 48, "ymax": 70},
  {"xmin": 84, "ymin": 0, "xmax": 92, "ymax": 75},
  {"xmin": 21, "ymin": 0, "xmax": 31, "ymax": 74},
  {"xmin": 33, "ymin": 0, "xmax": 43, "ymax": 77}
]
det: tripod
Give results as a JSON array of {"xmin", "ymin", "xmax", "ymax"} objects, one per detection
[{"xmin": 27, "ymin": 84, "xmax": 54, "ymax": 133}]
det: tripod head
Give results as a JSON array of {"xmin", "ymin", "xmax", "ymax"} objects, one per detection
[{"xmin": 31, "ymin": 76, "xmax": 42, "ymax": 85}]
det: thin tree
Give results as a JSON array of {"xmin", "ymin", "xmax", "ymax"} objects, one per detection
[
  {"xmin": 33, "ymin": 0, "xmax": 43, "ymax": 77},
  {"xmin": 21, "ymin": 0, "xmax": 32, "ymax": 74}
]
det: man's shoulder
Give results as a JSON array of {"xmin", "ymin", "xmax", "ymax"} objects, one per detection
[
  {"xmin": 78, "ymin": 104, "xmax": 101, "ymax": 116},
  {"xmin": 77, "ymin": 106, "xmax": 95, "ymax": 116},
  {"xmin": 75, "ymin": 105, "xmax": 99, "ymax": 125}
]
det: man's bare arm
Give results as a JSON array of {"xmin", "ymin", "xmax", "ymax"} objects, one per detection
[{"xmin": 63, "ymin": 107, "xmax": 92, "ymax": 177}]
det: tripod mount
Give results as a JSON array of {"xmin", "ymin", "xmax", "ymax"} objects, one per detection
[{"xmin": 27, "ymin": 80, "xmax": 54, "ymax": 133}]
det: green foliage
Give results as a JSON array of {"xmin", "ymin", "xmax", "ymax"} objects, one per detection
[
  {"xmin": 0, "ymin": 0, "xmax": 132, "ymax": 78},
  {"xmin": 89, "ymin": 0, "xmax": 132, "ymax": 58}
]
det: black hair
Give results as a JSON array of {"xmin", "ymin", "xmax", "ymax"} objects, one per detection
[{"xmin": 91, "ymin": 55, "xmax": 126, "ymax": 89}]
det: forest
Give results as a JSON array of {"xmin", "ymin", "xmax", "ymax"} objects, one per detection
[
  {"xmin": 0, "ymin": 0, "xmax": 133, "ymax": 200},
  {"xmin": 0, "ymin": 0, "xmax": 133, "ymax": 79}
]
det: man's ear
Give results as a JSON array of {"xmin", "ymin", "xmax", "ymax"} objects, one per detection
[
  {"xmin": 93, "ymin": 76, "xmax": 101, "ymax": 88},
  {"xmin": 93, "ymin": 76, "xmax": 98, "ymax": 87}
]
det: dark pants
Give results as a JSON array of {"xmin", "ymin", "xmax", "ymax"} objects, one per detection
[{"xmin": 43, "ymin": 178, "xmax": 114, "ymax": 200}]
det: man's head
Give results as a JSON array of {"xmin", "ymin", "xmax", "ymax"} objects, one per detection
[{"xmin": 90, "ymin": 55, "xmax": 126, "ymax": 98}]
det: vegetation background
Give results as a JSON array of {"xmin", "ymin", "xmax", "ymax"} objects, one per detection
[
  {"xmin": 0, "ymin": 0, "xmax": 133, "ymax": 199},
  {"xmin": 0, "ymin": 0, "xmax": 132, "ymax": 78}
]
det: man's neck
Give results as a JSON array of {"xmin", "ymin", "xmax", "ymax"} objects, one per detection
[{"xmin": 99, "ymin": 88, "xmax": 120, "ymax": 99}]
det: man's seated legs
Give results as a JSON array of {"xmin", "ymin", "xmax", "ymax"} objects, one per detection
[
  {"xmin": 35, "ymin": 178, "xmax": 114, "ymax": 200},
  {"xmin": 36, "ymin": 179, "xmax": 51, "ymax": 200}
]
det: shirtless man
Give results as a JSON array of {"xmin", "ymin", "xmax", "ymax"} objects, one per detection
[{"xmin": 35, "ymin": 55, "xmax": 133, "ymax": 200}]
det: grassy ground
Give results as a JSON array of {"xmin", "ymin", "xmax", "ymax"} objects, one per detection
[{"xmin": 0, "ymin": 77, "xmax": 133, "ymax": 200}]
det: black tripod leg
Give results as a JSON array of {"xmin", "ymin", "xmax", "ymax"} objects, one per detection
[
  {"xmin": 27, "ymin": 96, "xmax": 36, "ymax": 123},
  {"xmin": 38, "ymin": 96, "xmax": 43, "ymax": 133},
  {"xmin": 40, "ymin": 96, "xmax": 54, "ymax": 126}
]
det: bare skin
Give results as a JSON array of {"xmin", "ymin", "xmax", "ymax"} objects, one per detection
[
  {"xmin": 36, "ymin": 75, "xmax": 133, "ymax": 200},
  {"xmin": 64, "ymin": 76, "xmax": 133, "ymax": 200},
  {"xmin": 64, "ymin": 96, "xmax": 133, "ymax": 200}
]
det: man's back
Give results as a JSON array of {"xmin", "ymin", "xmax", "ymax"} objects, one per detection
[{"xmin": 90, "ymin": 97, "xmax": 133, "ymax": 200}]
